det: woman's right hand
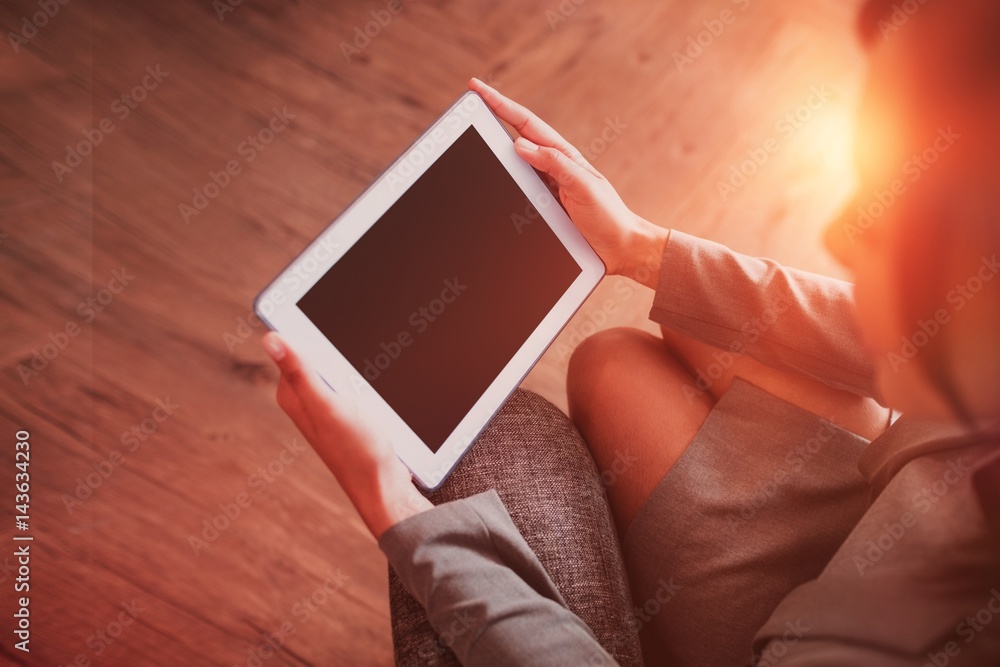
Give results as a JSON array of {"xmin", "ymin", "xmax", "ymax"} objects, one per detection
[{"xmin": 469, "ymin": 77, "xmax": 668, "ymax": 288}]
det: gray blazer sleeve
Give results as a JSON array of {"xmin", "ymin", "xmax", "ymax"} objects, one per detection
[
  {"xmin": 379, "ymin": 489, "xmax": 615, "ymax": 666},
  {"xmin": 650, "ymin": 230, "xmax": 880, "ymax": 400}
]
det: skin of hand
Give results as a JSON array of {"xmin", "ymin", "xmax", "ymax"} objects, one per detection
[
  {"xmin": 468, "ymin": 77, "xmax": 670, "ymax": 289},
  {"xmin": 264, "ymin": 80, "xmax": 669, "ymax": 539},
  {"xmin": 262, "ymin": 332, "xmax": 432, "ymax": 540}
]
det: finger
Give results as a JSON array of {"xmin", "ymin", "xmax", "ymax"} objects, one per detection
[
  {"xmin": 469, "ymin": 77, "xmax": 602, "ymax": 178},
  {"xmin": 515, "ymin": 137, "xmax": 593, "ymax": 200},
  {"xmin": 541, "ymin": 172, "xmax": 560, "ymax": 197},
  {"xmin": 263, "ymin": 332, "xmax": 342, "ymax": 422},
  {"xmin": 276, "ymin": 375, "xmax": 317, "ymax": 441},
  {"xmin": 469, "ymin": 77, "xmax": 587, "ymax": 165}
]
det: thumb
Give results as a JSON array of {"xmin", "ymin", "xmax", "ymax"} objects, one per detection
[
  {"xmin": 263, "ymin": 332, "xmax": 338, "ymax": 417},
  {"xmin": 515, "ymin": 137, "xmax": 592, "ymax": 193}
]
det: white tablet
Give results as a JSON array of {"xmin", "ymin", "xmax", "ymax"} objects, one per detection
[{"xmin": 255, "ymin": 91, "xmax": 605, "ymax": 489}]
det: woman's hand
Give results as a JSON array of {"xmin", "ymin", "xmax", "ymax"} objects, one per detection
[
  {"xmin": 262, "ymin": 332, "xmax": 432, "ymax": 540},
  {"xmin": 260, "ymin": 84, "xmax": 667, "ymax": 538},
  {"xmin": 469, "ymin": 77, "xmax": 669, "ymax": 288}
]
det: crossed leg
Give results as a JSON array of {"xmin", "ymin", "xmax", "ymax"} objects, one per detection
[{"xmin": 567, "ymin": 325, "xmax": 891, "ymax": 537}]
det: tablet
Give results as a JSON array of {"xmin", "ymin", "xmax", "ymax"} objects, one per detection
[{"xmin": 255, "ymin": 91, "xmax": 605, "ymax": 489}]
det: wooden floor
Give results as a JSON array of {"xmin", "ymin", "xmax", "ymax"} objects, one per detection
[{"xmin": 0, "ymin": 0, "xmax": 866, "ymax": 664}]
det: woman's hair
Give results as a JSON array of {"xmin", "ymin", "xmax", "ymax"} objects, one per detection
[{"xmin": 856, "ymin": 0, "xmax": 1000, "ymax": 419}]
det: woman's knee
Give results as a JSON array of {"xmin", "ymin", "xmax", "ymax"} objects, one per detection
[{"xmin": 567, "ymin": 327, "xmax": 662, "ymax": 419}]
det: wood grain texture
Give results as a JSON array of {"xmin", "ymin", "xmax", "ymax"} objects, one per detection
[{"xmin": 0, "ymin": 0, "xmax": 866, "ymax": 664}]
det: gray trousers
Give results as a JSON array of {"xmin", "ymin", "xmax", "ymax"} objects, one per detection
[
  {"xmin": 387, "ymin": 388, "xmax": 644, "ymax": 666},
  {"xmin": 386, "ymin": 381, "xmax": 872, "ymax": 667}
]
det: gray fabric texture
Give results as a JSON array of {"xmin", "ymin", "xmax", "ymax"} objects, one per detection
[
  {"xmin": 650, "ymin": 230, "xmax": 878, "ymax": 401},
  {"xmin": 753, "ymin": 438, "xmax": 1000, "ymax": 666},
  {"xmin": 385, "ymin": 388, "xmax": 642, "ymax": 667},
  {"xmin": 622, "ymin": 377, "xmax": 871, "ymax": 667}
]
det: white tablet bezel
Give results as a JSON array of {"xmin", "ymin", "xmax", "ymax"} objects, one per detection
[{"xmin": 254, "ymin": 91, "xmax": 605, "ymax": 490}]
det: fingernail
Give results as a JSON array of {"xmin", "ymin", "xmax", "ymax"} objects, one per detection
[
  {"xmin": 516, "ymin": 137, "xmax": 538, "ymax": 152},
  {"xmin": 263, "ymin": 334, "xmax": 286, "ymax": 362}
]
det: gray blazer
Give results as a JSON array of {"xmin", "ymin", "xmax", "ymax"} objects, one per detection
[{"xmin": 379, "ymin": 231, "xmax": 1000, "ymax": 666}]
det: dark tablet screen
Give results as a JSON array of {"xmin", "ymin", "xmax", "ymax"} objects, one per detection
[{"xmin": 298, "ymin": 127, "xmax": 583, "ymax": 452}]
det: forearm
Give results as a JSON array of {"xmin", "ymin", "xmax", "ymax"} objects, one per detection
[{"xmin": 617, "ymin": 213, "xmax": 670, "ymax": 290}]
